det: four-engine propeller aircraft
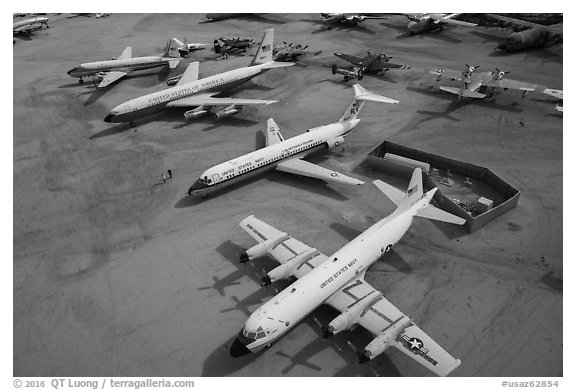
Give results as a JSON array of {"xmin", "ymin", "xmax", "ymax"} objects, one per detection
[
  {"xmin": 332, "ymin": 51, "xmax": 411, "ymax": 81},
  {"xmin": 403, "ymin": 13, "xmax": 477, "ymax": 35},
  {"xmin": 431, "ymin": 64, "xmax": 538, "ymax": 100},
  {"xmin": 67, "ymin": 38, "xmax": 183, "ymax": 88},
  {"xmin": 320, "ymin": 13, "xmax": 388, "ymax": 28},
  {"xmin": 213, "ymin": 36, "xmax": 254, "ymax": 57},
  {"xmin": 13, "ymin": 16, "xmax": 49, "ymax": 35},
  {"xmin": 230, "ymin": 168, "xmax": 465, "ymax": 376},
  {"xmin": 273, "ymin": 42, "xmax": 320, "ymax": 62},
  {"xmin": 484, "ymin": 14, "xmax": 562, "ymax": 52},
  {"xmin": 187, "ymin": 84, "xmax": 398, "ymax": 197},
  {"xmin": 104, "ymin": 29, "xmax": 292, "ymax": 126}
]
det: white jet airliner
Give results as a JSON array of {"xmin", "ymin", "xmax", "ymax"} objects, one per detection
[
  {"xmin": 187, "ymin": 84, "xmax": 398, "ymax": 197},
  {"xmin": 231, "ymin": 168, "xmax": 465, "ymax": 376},
  {"xmin": 68, "ymin": 38, "xmax": 183, "ymax": 88},
  {"xmin": 104, "ymin": 29, "xmax": 293, "ymax": 125}
]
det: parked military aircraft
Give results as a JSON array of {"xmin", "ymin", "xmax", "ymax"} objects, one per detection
[
  {"xmin": 403, "ymin": 13, "xmax": 477, "ymax": 35},
  {"xmin": 172, "ymin": 38, "xmax": 208, "ymax": 56},
  {"xmin": 273, "ymin": 42, "xmax": 320, "ymax": 62},
  {"xmin": 104, "ymin": 29, "xmax": 292, "ymax": 126},
  {"xmin": 67, "ymin": 38, "xmax": 183, "ymax": 88},
  {"xmin": 213, "ymin": 36, "xmax": 254, "ymax": 57},
  {"xmin": 13, "ymin": 16, "xmax": 49, "ymax": 35},
  {"xmin": 332, "ymin": 51, "xmax": 411, "ymax": 81},
  {"xmin": 484, "ymin": 14, "xmax": 562, "ymax": 51},
  {"xmin": 230, "ymin": 168, "xmax": 465, "ymax": 376},
  {"xmin": 187, "ymin": 84, "xmax": 398, "ymax": 197},
  {"xmin": 320, "ymin": 13, "xmax": 388, "ymax": 28},
  {"xmin": 431, "ymin": 64, "xmax": 537, "ymax": 100}
]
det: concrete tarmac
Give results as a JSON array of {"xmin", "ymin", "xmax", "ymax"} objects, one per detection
[{"xmin": 13, "ymin": 14, "xmax": 562, "ymax": 376}]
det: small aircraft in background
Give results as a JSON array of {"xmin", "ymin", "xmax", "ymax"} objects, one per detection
[
  {"xmin": 67, "ymin": 38, "xmax": 183, "ymax": 88},
  {"xmin": 13, "ymin": 16, "xmax": 49, "ymax": 35},
  {"xmin": 230, "ymin": 167, "xmax": 465, "ymax": 376},
  {"xmin": 332, "ymin": 51, "xmax": 411, "ymax": 81},
  {"xmin": 273, "ymin": 42, "xmax": 321, "ymax": 62},
  {"xmin": 171, "ymin": 38, "xmax": 209, "ymax": 56},
  {"xmin": 484, "ymin": 14, "xmax": 562, "ymax": 52},
  {"xmin": 320, "ymin": 13, "xmax": 388, "ymax": 28},
  {"xmin": 430, "ymin": 64, "xmax": 538, "ymax": 100},
  {"xmin": 95, "ymin": 13, "xmax": 111, "ymax": 18},
  {"xmin": 213, "ymin": 36, "xmax": 254, "ymax": 58},
  {"xmin": 403, "ymin": 13, "xmax": 477, "ymax": 35}
]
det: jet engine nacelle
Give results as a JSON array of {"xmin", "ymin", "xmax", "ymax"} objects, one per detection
[
  {"xmin": 184, "ymin": 106, "xmax": 209, "ymax": 120},
  {"xmin": 324, "ymin": 293, "xmax": 379, "ymax": 337},
  {"xmin": 240, "ymin": 233, "xmax": 290, "ymax": 263},
  {"xmin": 325, "ymin": 136, "xmax": 345, "ymax": 150},
  {"xmin": 215, "ymin": 105, "xmax": 241, "ymax": 120},
  {"xmin": 262, "ymin": 248, "xmax": 318, "ymax": 285},
  {"xmin": 361, "ymin": 316, "xmax": 412, "ymax": 362}
]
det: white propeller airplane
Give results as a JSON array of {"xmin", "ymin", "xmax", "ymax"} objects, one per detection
[
  {"xmin": 187, "ymin": 84, "xmax": 398, "ymax": 197},
  {"xmin": 230, "ymin": 168, "xmax": 465, "ymax": 376},
  {"xmin": 104, "ymin": 29, "xmax": 292, "ymax": 125},
  {"xmin": 431, "ymin": 64, "xmax": 538, "ymax": 100},
  {"xmin": 404, "ymin": 13, "xmax": 477, "ymax": 35},
  {"xmin": 67, "ymin": 38, "xmax": 183, "ymax": 88}
]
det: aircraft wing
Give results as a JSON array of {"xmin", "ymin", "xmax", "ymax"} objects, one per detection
[
  {"xmin": 543, "ymin": 88, "xmax": 563, "ymax": 99},
  {"xmin": 165, "ymin": 93, "xmax": 277, "ymax": 108},
  {"xmin": 334, "ymin": 52, "xmax": 363, "ymax": 66},
  {"xmin": 118, "ymin": 46, "xmax": 132, "ymax": 59},
  {"xmin": 276, "ymin": 158, "xmax": 364, "ymax": 186},
  {"xmin": 482, "ymin": 77, "xmax": 537, "ymax": 92},
  {"xmin": 431, "ymin": 13, "xmax": 477, "ymax": 27},
  {"xmin": 176, "ymin": 61, "xmax": 200, "ymax": 86},
  {"xmin": 440, "ymin": 86, "xmax": 485, "ymax": 99},
  {"xmin": 239, "ymin": 215, "xmax": 328, "ymax": 278},
  {"xmin": 485, "ymin": 14, "xmax": 563, "ymax": 35},
  {"xmin": 325, "ymin": 277, "xmax": 461, "ymax": 376},
  {"xmin": 266, "ymin": 118, "xmax": 284, "ymax": 146},
  {"xmin": 97, "ymin": 71, "xmax": 129, "ymax": 88},
  {"xmin": 430, "ymin": 68, "xmax": 463, "ymax": 81}
]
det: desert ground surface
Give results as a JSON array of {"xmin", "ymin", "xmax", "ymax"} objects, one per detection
[{"xmin": 13, "ymin": 13, "xmax": 562, "ymax": 377}]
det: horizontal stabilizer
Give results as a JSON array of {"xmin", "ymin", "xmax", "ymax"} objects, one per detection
[
  {"xmin": 259, "ymin": 61, "xmax": 296, "ymax": 69},
  {"xmin": 373, "ymin": 180, "xmax": 405, "ymax": 206},
  {"xmin": 440, "ymin": 86, "xmax": 485, "ymax": 99},
  {"xmin": 353, "ymin": 84, "xmax": 399, "ymax": 104},
  {"xmin": 416, "ymin": 205, "xmax": 466, "ymax": 225},
  {"xmin": 168, "ymin": 58, "xmax": 181, "ymax": 69}
]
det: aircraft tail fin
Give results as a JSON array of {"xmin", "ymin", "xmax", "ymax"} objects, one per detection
[
  {"xmin": 164, "ymin": 37, "xmax": 183, "ymax": 58},
  {"xmin": 339, "ymin": 84, "xmax": 398, "ymax": 122},
  {"xmin": 250, "ymin": 29, "xmax": 275, "ymax": 66}
]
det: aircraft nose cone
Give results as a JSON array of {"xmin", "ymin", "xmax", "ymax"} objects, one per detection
[
  {"xmin": 230, "ymin": 337, "xmax": 251, "ymax": 357},
  {"xmin": 67, "ymin": 68, "xmax": 75, "ymax": 75},
  {"xmin": 104, "ymin": 114, "xmax": 113, "ymax": 123}
]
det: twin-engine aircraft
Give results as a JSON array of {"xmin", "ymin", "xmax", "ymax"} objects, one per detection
[
  {"xmin": 13, "ymin": 16, "xmax": 49, "ymax": 35},
  {"xmin": 231, "ymin": 168, "xmax": 465, "ymax": 376},
  {"xmin": 332, "ymin": 51, "xmax": 411, "ymax": 81},
  {"xmin": 187, "ymin": 84, "xmax": 398, "ymax": 197},
  {"xmin": 67, "ymin": 38, "xmax": 183, "ymax": 88},
  {"xmin": 484, "ymin": 14, "xmax": 562, "ymax": 52},
  {"xmin": 403, "ymin": 13, "xmax": 477, "ymax": 35},
  {"xmin": 104, "ymin": 29, "xmax": 293, "ymax": 125},
  {"xmin": 431, "ymin": 64, "xmax": 538, "ymax": 100}
]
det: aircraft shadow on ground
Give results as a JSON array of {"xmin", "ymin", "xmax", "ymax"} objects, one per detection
[
  {"xmin": 299, "ymin": 19, "xmax": 376, "ymax": 35},
  {"xmin": 89, "ymin": 123, "xmax": 133, "ymax": 139},
  {"xmin": 487, "ymin": 47, "xmax": 563, "ymax": 65}
]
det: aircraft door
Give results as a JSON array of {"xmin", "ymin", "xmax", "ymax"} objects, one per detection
[{"xmin": 212, "ymin": 174, "xmax": 221, "ymax": 184}]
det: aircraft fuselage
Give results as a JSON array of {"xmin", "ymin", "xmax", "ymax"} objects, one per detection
[
  {"xmin": 498, "ymin": 28, "xmax": 556, "ymax": 51},
  {"xmin": 230, "ymin": 193, "xmax": 434, "ymax": 357},
  {"xmin": 67, "ymin": 56, "xmax": 172, "ymax": 78}
]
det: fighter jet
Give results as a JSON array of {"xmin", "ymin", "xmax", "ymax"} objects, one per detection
[
  {"xmin": 67, "ymin": 38, "xmax": 184, "ymax": 88},
  {"xmin": 104, "ymin": 29, "xmax": 292, "ymax": 126},
  {"xmin": 332, "ymin": 51, "xmax": 411, "ymax": 81},
  {"xmin": 403, "ymin": 13, "xmax": 477, "ymax": 35},
  {"xmin": 273, "ymin": 42, "xmax": 320, "ymax": 62},
  {"xmin": 230, "ymin": 167, "xmax": 465, "ymax": 376},
  {"xmin": 213, "ymin": 36, "xmax": 254, "ymax": 58},
  {"xmin": 187, "ymin": 84, "xmax": 398, "ymax": 197},
  {"xmin": 13, "ymin": 16, "xmax": 49, "ymax": 35},
  {"xmin": 431, "ymin": 64, "xmax": 538, "ymax": 100},
  {"xmin": 320, "ymin": 13, "xmax": 388, "ymax": 28},
  {"xmin": 484, "ymin": 14, "xmax": 562, "ymax": 52}
]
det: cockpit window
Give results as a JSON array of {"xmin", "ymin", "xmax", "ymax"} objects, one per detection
[{"xmin": 256, "ymin": 332, "xmax": 266, "ymax": 339}]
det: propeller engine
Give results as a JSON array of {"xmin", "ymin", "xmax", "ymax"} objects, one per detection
[
  {"xmin": 239, "ymin": 233, "xmax": 290, "ymax": 263},
  {"xmin": 360, "ymin": 316, "xmax": 412, "ymax": 363},
  {"xmin": 260, "ymin": 248, "xmax": 319, "ymax": 286},
  {"xmin": 494, "ymin": 67, "xmax": 509, "ymax": 81},
  {"xmin": 323, "ymin": 293, "xmax": 380, "ymax": 338}
]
